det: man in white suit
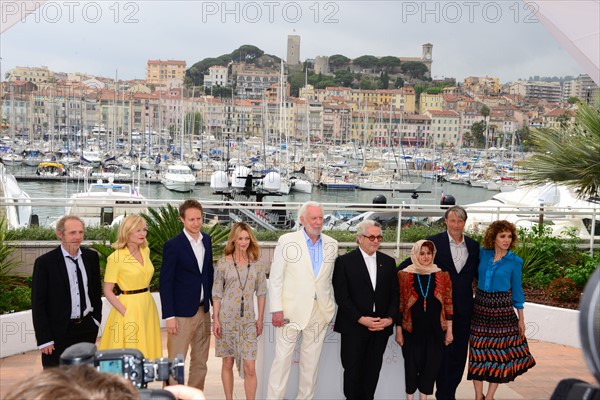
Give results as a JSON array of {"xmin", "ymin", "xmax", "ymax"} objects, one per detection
[{"xmin": 267, "ymin": 201, "xmax": 339, "ymax": 400}]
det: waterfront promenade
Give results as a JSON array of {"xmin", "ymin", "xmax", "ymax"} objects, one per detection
[{"xmin": 0, "ymin": 329, "xmax": 595, "ymax": 399}]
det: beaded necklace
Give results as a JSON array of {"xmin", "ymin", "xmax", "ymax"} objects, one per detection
[
  {"xmin": 233, "ymin": 253, "xmax": 250, "ymax": 317},
  {"xmin": 417, "ymin": 274, "xmax": 432, "ymax": 312}
]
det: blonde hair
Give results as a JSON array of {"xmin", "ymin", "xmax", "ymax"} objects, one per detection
[
  {"xmin": 223, "ymin": 222, "xmax": 260, "ymax": 262},
  {"xmin": 4, "ymin": 364, "xmax": 138, "ymax": 400},
  {"xmin": 112, "ymin": 215, "xmax": 148, "ymax": 249}
]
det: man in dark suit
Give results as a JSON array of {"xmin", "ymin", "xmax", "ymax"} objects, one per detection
[
  {"xmin": 399, "ymin": 205, "xmax": 480, "ymax": 400},
  {"xmin": 333, "ymin": 220, "xmax": 399, "ymax": 400},
  {"xmin": 160, "ymin": 199, "xmax": 213, "ymax": 390},
  {"xmin": 31, "ymin": 215, "xmax": 102, "ymax": 368}
]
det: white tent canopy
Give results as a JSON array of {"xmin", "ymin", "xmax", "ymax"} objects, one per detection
[{"xmin": 529, "ymin": 1, "xmax": 600, "ymax": 84}]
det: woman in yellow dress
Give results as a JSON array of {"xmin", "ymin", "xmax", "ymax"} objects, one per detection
[{"xmin": 99, "ymin": 215, "xmax": 162, "ymax": 359}]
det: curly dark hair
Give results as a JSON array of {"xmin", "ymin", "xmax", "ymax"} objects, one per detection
[{"xmin": 482, "ymin": 220, "xmax": 518, "ymax": 250}]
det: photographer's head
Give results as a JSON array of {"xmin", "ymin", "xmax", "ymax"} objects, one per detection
[{"xmin": 5, "ymin": 364, "xmax": 138, "ymax": 400}]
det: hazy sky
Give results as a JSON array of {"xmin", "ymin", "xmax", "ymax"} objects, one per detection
[{"xmin": 0, "ymin": 1, "xmax": 589, "ymax": 83}]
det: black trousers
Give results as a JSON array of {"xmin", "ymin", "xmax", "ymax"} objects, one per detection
[
  {"xmin": 340, "ymin": 331, "xmax": 390, "ymax": 400},
  {"xmin": 435, "ymin": 313, "xmax": 470, "ymax": 400},
  {"xmin": 402, "ymin": 328, "xmax": 444, "ymax": 395},
  {"xmin": 41, "ymin": 315, "xmax": 99, "ymax": 368}
]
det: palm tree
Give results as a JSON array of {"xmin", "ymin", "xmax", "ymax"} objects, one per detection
[
  {"xmin": 480, "ymin": 105, "xmax": 490, "ymax": 148},
  {"xmin": 520, "ymin": 97, "xmax": 600, "ymax": 199}
]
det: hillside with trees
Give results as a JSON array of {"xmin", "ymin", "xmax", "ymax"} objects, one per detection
[
  {"xmin": 186, "ymin": 46, "xmax": 429, "ymax": 96},
  {"xmin": 185, "ymin": 45, "xmax": 281, "ymax": 87}
]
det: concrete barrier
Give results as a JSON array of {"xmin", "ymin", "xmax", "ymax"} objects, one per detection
[{"xmin": 0, "ymin": 296, "xmax": 582, "ymax": 358}]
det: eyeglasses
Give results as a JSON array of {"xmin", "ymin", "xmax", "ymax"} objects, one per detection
[{"xmin": 362, "ymin": 235, "xmax": 383, "ymax": 242}]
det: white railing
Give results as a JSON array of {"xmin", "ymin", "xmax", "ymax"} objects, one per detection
[{"xmin": 2, "ymin": 197, "xmax": 599, "ymax": 255}]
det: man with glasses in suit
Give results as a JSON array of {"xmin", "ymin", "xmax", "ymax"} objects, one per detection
[{"xmin": 333, "ymin": 220, "xmax": 399, "ymax": 400}]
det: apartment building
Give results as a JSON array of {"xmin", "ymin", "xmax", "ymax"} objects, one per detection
[
  {"xmin": 562, "ymin": 74, "xmax": 599, "ymax": 103},
  {"xmin": 203, "ymin": 65, "xmax": 229, "ymax": 89},
  {"xmin": 419, "ymin": 92, "xmax": 444, "ymax": 113},
  {"xmin": 463, "ymin": 76, "xmax": 501, "ymax": 96},
  {"xmin": 322, "ymin": 101, "xmax": 352, "ymax": 144},
  {"xmin": 525, "ymin": 81, "xmax": 562, "ymax": 103},
  {"xmin": 6, "ymin": 66, "xmax": 52, "ymax": 84},
  {"xmin": 423, "ymin": 110, "xmax": 460, "ymax": 146},
  {"xmin": 542, "ymin": 108, "xmax": 576, "ymax": 129},
  {"xmin": 460, "ymin": 108, "xmax": 485, "ymax": 135},
  {"xmin": 236, "ymin": 69, "xmax": 281, "ymax": 100},
  {"xmin": 146, "ymin": 59, "xmax": 186, "ymax": 87}
]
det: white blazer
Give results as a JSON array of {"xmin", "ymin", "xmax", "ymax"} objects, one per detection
[{"xmin": 268, "ymin": 230, "xmax": 339, "ymax": 330}]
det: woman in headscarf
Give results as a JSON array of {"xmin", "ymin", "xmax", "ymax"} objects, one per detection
[{"xmin": 396, "ymin": 240, "xmax": 453, "ymax": 400}]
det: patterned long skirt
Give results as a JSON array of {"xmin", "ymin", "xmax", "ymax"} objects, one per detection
[{"xmin": 467, "ymin": 289, "xmax": 536, "ymax": 383}]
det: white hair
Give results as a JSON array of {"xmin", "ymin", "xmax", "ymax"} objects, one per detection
[
  {"xmin": 356, "ymin": 220, "xmax": 382, "ymax": 237},
  {"xmin": 299, "ymin": 201, "xmax": 323, "ymax": 219}
]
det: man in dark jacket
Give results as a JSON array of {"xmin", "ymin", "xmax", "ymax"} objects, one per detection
[
  {"xmin": 31, "ymin": 216, "xmax": 102, "ymax": 368},
  {"xmin": 333, "ymin": 220, "xmax": 399, "ymax": 400}
]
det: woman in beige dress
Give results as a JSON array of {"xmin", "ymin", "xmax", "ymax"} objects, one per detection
[{"xmin": 212, "ymin": 222, "xmax": 267, "ymax": 400}]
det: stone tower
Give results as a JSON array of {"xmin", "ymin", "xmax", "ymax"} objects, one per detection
[
  {"xmin": 287, "ymin": 35, "xmax": 301, "ymax": 66},
  {"xmin": 422, "ymin": 43, "xmax": 433, "ymax": 78},
  {"xmin": 314, "ymin": 56, "xmax": 330, "ymax": 75}
]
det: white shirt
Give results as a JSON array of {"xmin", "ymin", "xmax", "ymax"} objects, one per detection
[
  {"xmin": 448, "ymin": 233, "xmax": 468, "ymax": 273},
  {"xmin": 60, "ymin": 248, "xmax": 92, "ymax": 319},
  {"xmin": 360, "ymin": 250, "xmax": 377, "ymax": 290},
  {"xmin": 359, "ymin": 248, "xmax": 377, "ymax": 312},
  {"xmin": 183, "ymin": 229, "xmax": 206, "ymax": 302}
]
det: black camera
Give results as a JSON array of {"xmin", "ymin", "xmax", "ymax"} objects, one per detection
[{"xmin": 60, "ymin": 343, "xmax": 184, "ymax": 391}]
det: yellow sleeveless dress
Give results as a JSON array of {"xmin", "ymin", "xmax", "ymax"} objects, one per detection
[{"xmin": 99, "ymin": 247, "xmax": 162, "ymax": 359}]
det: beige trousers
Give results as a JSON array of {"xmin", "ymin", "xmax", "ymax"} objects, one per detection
[
  {"xmin": 167, "ymin": 307, "xmax": 211, "ymax": 390},
  {"xmin": 267, "ymin": 300, "xmax": 329, "ymax": 400}
]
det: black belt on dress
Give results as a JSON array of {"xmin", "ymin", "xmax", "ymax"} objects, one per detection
[{"xmin": 121, "ymin": 287, "xmax": 149, "ymax": 295}]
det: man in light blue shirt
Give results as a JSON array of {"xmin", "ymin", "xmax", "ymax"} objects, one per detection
[{"xmin": 268, "ymin": 201, "xmax": 339, "ymax": 399}]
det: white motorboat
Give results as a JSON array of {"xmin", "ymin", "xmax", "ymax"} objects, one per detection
[
  {"xmin": 81, "ymin": 150, "xmax": 102, "ymax": 166},
  {"xmin": 0, "ymin": 163, "xmax": 32, "ymax": 228},
  {"xmin": 62, "ymin": 179, "xmax": 147, "ymax": 227},
  {"xmin": 357, "ymin": 171, "xmax": 422, "ymax": 191},
  {"xmin": 1, "ymin": 152, "xmax": 23, "ymax": 166},
  {"xmin": 35, "ymin": 162, "xmax": 65, "ymax": 177},
  {"xmin": 161, "ymin": 164, "xmax": 196, "ymax": 192}
]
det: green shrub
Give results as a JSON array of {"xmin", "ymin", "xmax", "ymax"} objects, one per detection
[
  {"xmin": 0, "ymin": 279, "xmax": 31, "ymax": 314},
  {"xmin": 563, "ymin": 251, "xmax": 600, "ymax": 288},
  {"xmin": 0, "ymin": 217, "xmax": 21, "ymax": 278}
]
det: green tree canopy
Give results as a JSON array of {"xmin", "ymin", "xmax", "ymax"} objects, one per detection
[
  {"xmin": 353, "ymin": 55, "xmax": 379, "ymax": 69},
  {"xmin": 464, "ymin": 121, "xmax": 486, "ymax": 148},
  {"xmin": 380, "ymin": 71, "xmax": 390, "ymax": 89},
  {"xmin": 315, "ymin": 78, "xmax": 337, "ymax": 89},
  {"xmin": 329, "ymin": 54, "xmax": 351, "ymax": 68},
  {"xmin": 184, "ymin": 111, "xmax": 203, "ymax": 136},
  {"xmin": 377, "ymin": 56, "xmax": 401, "ymax": 71},
  {"xmin": 401, "ymin": 61, "xmax": 429, "ymax": 80},
  {"xmin": 393, "ymin": 77, "xmax": 405, "ymax": 88},
  {"xmin": 230, "ymin": 45, "xmax": 264, "ymax": 63},
  {"xmin": 520, "ymin": 98, "xmax": 600, "ymax": 198},
  {"xmin": 288, "ymin": 71, "xmax": 308, "ymax": 97},
  {"xmin": 334, "ymin": 70, "xmax": 355, "ymax": 86},
  {"xmin": 358, "ymin": 76, "xmax": 382, "ymax": 90},
  {"xmin": 424, "ymin": 87, "xmax": 443, "ymax": 94}
]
